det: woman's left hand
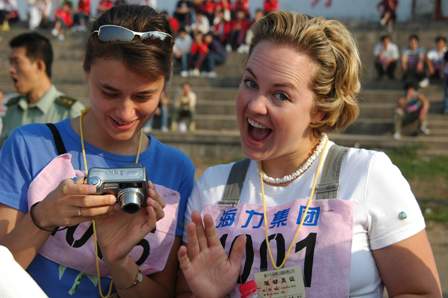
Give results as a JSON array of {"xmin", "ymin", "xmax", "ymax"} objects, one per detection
[{"xmin": 94, "ymin": 182, "xmax": 165, "ymax": 264}]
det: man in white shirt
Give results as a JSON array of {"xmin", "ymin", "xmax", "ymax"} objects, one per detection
[
  {"xmin": 426, "ymin": 35, "xmax": 447, "ymax": 81},
  {"xmin": 373, "ymin": 34, "xmax": 399, "ymax": 80},
  {"xmin": 174, "ymin": 28, "xmax": 193, "ymax": 77}
]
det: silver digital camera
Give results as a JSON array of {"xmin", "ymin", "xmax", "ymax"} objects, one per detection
[{"xmin": 86, "ymin": 165, "xmax": 148, "ymax": 214}]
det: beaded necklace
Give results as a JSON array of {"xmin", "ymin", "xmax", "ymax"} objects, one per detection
[{"xmin": 260, "ymin": 134, "xmax": 328, "ymax": 185}]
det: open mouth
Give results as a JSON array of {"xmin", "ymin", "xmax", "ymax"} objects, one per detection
[
  {"xmin": 247, "ymin": 118, "xmax": 272, "ymax": 141},
  {"xmin": 110, "ymin": 117, "xmax": 137, "ymax": 130}
]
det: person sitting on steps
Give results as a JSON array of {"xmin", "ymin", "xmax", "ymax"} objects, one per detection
[{"xmin": 394, "ymin": 81, "xmax": 430, "ymax": 140}]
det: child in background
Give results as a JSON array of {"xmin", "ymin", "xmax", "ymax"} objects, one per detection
[
  {"xmin": 394, "ymin": 81, "xmax": 431, "ymax": 139},
  {"xmin": 51, "ymin": 1, "xmax": 73, "ymax": 41}
]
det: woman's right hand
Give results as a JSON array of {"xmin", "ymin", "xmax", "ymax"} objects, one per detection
[
  {"xmin": 31, "ymin": 178, "xmax": 116, "ymax": 231},
  {"xmin": 178, "ymin": 211, "xmax": 246, "ymax": 298}
]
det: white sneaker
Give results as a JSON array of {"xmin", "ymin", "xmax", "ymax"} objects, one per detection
[
  {"xmin": 393, "ymin": 132, "xmax": 401, "ymax": 140},
  {"xmin": 207, "ymin": 71, "xmax": 217, "ymax": 78},
  {"xmin": 190, "ymin": 69, "xmax": 200, "ymax": 77},
  {"xmin": 51, "ymin": 28, "xmax": 58, "ymax": 36},
  {"xmin": 178, "ymin": 122, "xmax": 187, "ymax": 132},
  {"xmin": 419, "ymin": 126, "xmax": 430, "ymax": 135},
  {"xmin": 180, "ymin": 71, "xmax": 188, "ymax": 77},
  {"xmin": 419, "ymin": 78, "xmax": 429, "ymax": 88}
]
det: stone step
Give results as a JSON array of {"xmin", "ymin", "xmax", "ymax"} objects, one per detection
[
  {"xmin": 192, "ymin": 114, "xmax": 448, "ymax": 137},
  {"xmin": 151, "ymin": 130, "xmax": 448, "ymax": 159}
]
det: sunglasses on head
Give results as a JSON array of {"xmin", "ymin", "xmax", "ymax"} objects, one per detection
[{"xmin": 94, "ymin": 25, "xmax": 172, "ymax": 42}]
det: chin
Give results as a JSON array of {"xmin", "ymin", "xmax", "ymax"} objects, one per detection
[{"xmin": 241, "ymin": 143, "xmax": 268, "ymax": 161}]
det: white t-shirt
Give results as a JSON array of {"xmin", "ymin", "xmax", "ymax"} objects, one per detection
[
  {"xmin": 185, "ymin": 143, "xmax": 425, "ymax": 297},
  {"xmin": 0, "ymin": 246, "xmax": 48, "ymax": 298},
  {"xmin": 373, "ymin": 42, "xmax": 399, "ymax": 61}
]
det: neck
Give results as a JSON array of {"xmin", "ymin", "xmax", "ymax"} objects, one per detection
[
  {"xmin": 261, "ymin": 135, "xmax": 321, "ymax": 179},
  {"xmin": 27, "ymin": 77, "xmax": 51, "ymax": 104},
  {"xmin": 72, "ymin": 111, "xmax": 147, "ymax": 155}
]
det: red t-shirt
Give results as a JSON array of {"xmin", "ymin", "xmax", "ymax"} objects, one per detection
[
  {"xmin": 78, "ymin": 0, "xmax": 90, "ymax": 15},
  {"xmin": 55, "ymin": 8, "xmax": 73, "ymax": 27},
  {"xmin": 191, "ymin": 42, "xmax": 209, "ymax": 55},
  {"xmin": 263, "ymin": 0, "xmax": 279, "ymax": 12}
]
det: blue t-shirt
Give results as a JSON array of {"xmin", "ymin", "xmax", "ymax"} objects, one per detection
[{"xmin": 0, "ymin": 119, "xmax": 195, "ymax": 298}]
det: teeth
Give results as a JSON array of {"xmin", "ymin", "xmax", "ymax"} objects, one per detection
[
  {"xmin": 113, "ymin": 118, "xmax": 132, "ymax": 125},
  {"xmin": 248, "ymin": 118, "xmax": 267, "ymax": 129}
]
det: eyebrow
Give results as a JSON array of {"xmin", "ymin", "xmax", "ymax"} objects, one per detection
[
  {"xmin": 100, "ymin": 83, "xmax": 159, "ymax": 95},
  {"xmin": 245, "ymin": 67, "xmax": 257, "ymax": 79},
  {"xmin": 245, "ymin": 67, "xmax": 297, "ymax": 90}
]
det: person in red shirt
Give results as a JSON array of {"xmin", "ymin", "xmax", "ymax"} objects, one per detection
[
  {"xmin": 161, "ymin": 10, "xmax": 180, "ymax": 34},
  {"xmin": 96, "ymin": 0, "xmax": 113, "ymax": 16},
  {"xmin": 73, "ymin": 0, "xmax": 90, "ymax": 31},
  {"xmin": 212, "ymin": 8, "xmax": 232, "ymax": 47},
  {"xmin": 200, "ymin": 0, "xmax": 216, "ymax": 23},
  {"xmin": 51, "ymin": 1, "xmax": 74, "ymax": 41},
  {"xmin": 231, "ymin": 0, "xmax": 249, "ymax": 17},
  {"xmin": 214, "ymin": 0, "xmax": 231, "ymax": 21},
  {"xmin": 189, "ymin": 31, "xmax": 209, "ymax": 76},
  {"xmin": 263, "ymin": 0, "xmax": 279, "ymax": 13},
  {"xmin": 229, "ymin": 9, "xmax": 250, "ymax": 51}
]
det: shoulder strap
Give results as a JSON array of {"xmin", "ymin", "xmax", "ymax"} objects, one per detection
[
  {"xmin": 219, "ymin": 145, "xmax": 348, "ymax": 204},
  {"xmin": 219, "ymin": 158, "xmax": 251, "ymax": 206},
  {"xmin": 55, "ymin": 95, "xmax": 78, "ymax": 109},
  {"xmin": 46, "ymin": 123, "xmax": 67, "ymax": 155},
  {"xmin": 315, "ymin": 144, "xmax": 348, "ymax": 200}
]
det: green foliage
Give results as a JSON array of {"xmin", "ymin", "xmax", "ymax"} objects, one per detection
[
  {"xmin": 386, "ymin": 146, "xmax": 448, "ymax": 222},
  {"xmin": 385, "ymin": 147, "xmax": 448, "ymax": 180}
]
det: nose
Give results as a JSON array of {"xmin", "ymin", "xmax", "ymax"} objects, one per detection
[
  {"xmin": 246, "ymin": 92, "xmax": 268, "ymax": 115},
  {"xmin": 9, "ymin": 64, "xmax": 16, "ymax": 77},
  {"xmin": 115, "ymin": 99, "xmax": 137, "ymax": 121}
]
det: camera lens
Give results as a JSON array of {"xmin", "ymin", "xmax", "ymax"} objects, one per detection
[{"xmin": 117, "ymin": 188, "xmax": 144, "ymax": 214}]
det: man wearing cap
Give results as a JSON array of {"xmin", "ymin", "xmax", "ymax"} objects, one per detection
[{"xmin": 1, "ymin": 32, "xmax": 84, "ymax": 144}]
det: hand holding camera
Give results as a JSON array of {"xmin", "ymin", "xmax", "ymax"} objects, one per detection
[
  {"xmin": 32, "ymin": 165, "xmax": 165, "ymax": 240},
  {"xmin": 91, "ymin": 175, "xmax": 166, "ymax": 264},
  {"xmin": 30, "ymin": 177, "xmax": 117, "ymax": 232},
  {"xmin": 86, "ymin": 165, "xmax": 149, "ymax": 214}
]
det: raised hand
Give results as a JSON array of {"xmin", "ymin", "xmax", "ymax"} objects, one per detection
[
  {"xmin": 178, "ymin": 211, "xmax": 246, "ymax": 298},
  {"xmin": 93, "ymin": 182, "xmax": 165, "ymax": 263}
]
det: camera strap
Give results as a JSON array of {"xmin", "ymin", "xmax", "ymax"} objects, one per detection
[{"xmin": 46, "ymin": 123, "xmax": 67, "ymax": 155}]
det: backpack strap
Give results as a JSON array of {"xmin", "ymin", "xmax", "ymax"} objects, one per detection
[
  {"xmin": 219, "ymin": 144, "xmax": 348, "ymax": 205},
  {"xmin": 46, "ymin": 123, "xmax": 67, "ymax": 155},
  {"xmin": 315, "ymin": 144, "xmax": 348, "ymax": 200},
  {"xmin": 219, "ymin": 158, "xmax": 251, "ymax": 206}
]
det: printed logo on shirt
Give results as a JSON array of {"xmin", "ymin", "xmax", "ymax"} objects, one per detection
[{"xmin": 296, "ymin": 206, "xmax": 320, "ymax": 226}]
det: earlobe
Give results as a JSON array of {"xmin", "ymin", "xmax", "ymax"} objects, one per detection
[
  {"xmin": 36, "ymin": 59, "xmax": 46, "ymax": 74},
  {"xmin": 311, "ymin": 109, "xmax": 325, "ymax": 123}
]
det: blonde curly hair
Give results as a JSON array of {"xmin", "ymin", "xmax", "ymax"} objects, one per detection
[{"xmin": 249, "ymin": 11, "xmax": 361, "ymax": 133}]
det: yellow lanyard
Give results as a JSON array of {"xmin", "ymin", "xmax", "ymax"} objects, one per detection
[
  {"xmin": 258, "ymin": 139, "xmax": 329, "ymax": 270},
  {"xmin": 79, "ymin": 109, "xmax": 143, "ymax": 297}
]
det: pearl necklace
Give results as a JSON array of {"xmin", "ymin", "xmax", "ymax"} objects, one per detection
[{"xmin": 260, "ymin": 134, "xmax": 328, "ymax": 185}]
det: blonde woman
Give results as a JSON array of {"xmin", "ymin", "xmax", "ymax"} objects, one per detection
[{"xmin": 177, "ymin": 11, "xmax": 441, "ymax": 298}]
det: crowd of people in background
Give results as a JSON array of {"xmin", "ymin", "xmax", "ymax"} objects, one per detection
[
  {"xmin": 1, "ymin": 0, "xmax": 279, "ymax": 76},
  {"xmin": 1, "ymin": 0, "xmax": 447, "ymax": 138},
  {"xmin": 374, "ymin": 33, "xmax": 447, "ymax": 87},
  {"xmin": 373, "ymin": 33, "xmax": 448, "ymax": 138}
]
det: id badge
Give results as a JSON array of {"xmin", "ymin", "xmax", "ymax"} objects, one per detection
[{"xmin": 254, "ymin": 266, "xmax": 305, "ymax": 298}]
